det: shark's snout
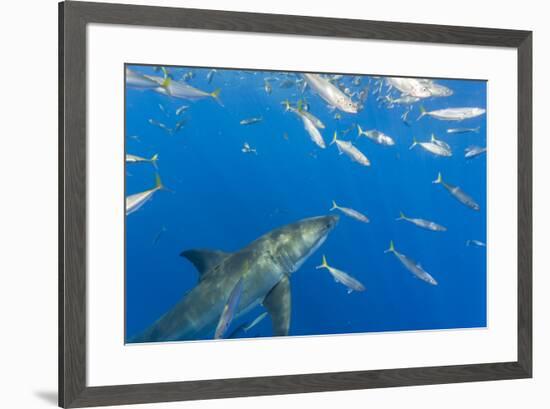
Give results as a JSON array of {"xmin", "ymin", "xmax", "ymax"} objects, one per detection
[{"xmin": 324, "ymin": 214, "xmax": 339, "ymax": 231}]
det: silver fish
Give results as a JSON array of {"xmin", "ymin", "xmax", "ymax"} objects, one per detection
[
  {"xmin": 386, "ymin": 77, "xmax": 452, "ymax": 99},
  {"xmin": 126, "ymin": 153, "xmax": 158, "ymax": 168},
  {"xmin": 409, "ymin": 134, "xmax": 452, "ymax": 157},
  {"xmin": 396, "ymin": 211, "xmax": 446, "ymax": 232},
  {"xmin": 243, "ymin": 312, "xmax": 269, "ymax": 332},
  {"xmin": 466, "ymin": 240, "xmax": 486, "ymax": 248},
  {"xmin": 240, "ymin": 116, "xmax": 263, "ymax": 126},
  {"xmin": 465, "ymin": 146, "xmax": 487, "ymax": 159},
  {"xmin": 357, "ymin": 125, "xmax": 395, "ymax": 146},
  {"xmin": 206, "ymin": 69, "xmax": 217, "ymax": 84},
  {"xmin": 148, "ymin": 118, "xmax": 172, "ymax": 134},
  {"xmin": 264, "ymin": 80, "xmax": 272, "ymax": 95},
  {"xmin": 303, "ymin": 73, "xmax": 358, "ymax": 114},
  {"xmin": 279, "ymin": 79, "xmax": 295, "ymax": 89},
  {"xmin": 385, "ymin": 95, "xmax": 421, "ymax": 105},
  {"xmin": 241, "ymin": 142, "xmax": 257, "ymax": 155},
  {"xmin": 301, "ymin": 115, "xmax": 325, "ymax": 149},
  {"xmin": 418, "ymin": 106, "xmax": 486, "ymax": 121},
  {"xmin": 214, "ymin": 277, "xmax": 244, "ymax": 339},
  {"xmin": 126, "ymin": 68, "xmax": 162, "ymax": 89},
  {"xmin": 147, "ymin": 74, "xmax": 223, "ymax": 104},
  {"xmin": 331, "ymin": 132, "xmax": 370, "ymax": 166},
  {"xmin": 385, "ymin": 241, "xmax": 438, "ymax": 285},
  {"xmin": 433, "ymin": 172, "xmax": 480, "ymax": 211},
  {"xmin": 175, "ymin": 105, "xmax": 190, "ymax": 116},
  {"xmin": 152, "ymin": 226, "xmax": 167, "ymax": 246},
  {"xmin": 316, "ymin": 255, "xmax": 366, "ymax": 294},
  {"xmin": 385, "ymin": 77, "xmax": 432, "ymax": 98},
  {"xmin": 126, "ymin": 174, "xmax": 164, "ymax": 215},
  {"xmin": 330, "ymin": 200, "xmax": 369, "ymax": 223},
  {"xmin": 446, "ymin": 127, "xmax": 480, "ymax": 134}
]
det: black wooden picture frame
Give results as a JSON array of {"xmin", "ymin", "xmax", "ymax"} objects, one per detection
[{"xmin": 59, "ymin": 1, "xmax": 532, "ymax": 407}]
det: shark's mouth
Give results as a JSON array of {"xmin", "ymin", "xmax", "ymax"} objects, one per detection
[{"xmin": 292, "ymin": 233, "xmax": 328, "ymax": 274}]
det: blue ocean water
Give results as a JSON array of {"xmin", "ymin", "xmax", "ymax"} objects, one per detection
[{"xmin": 125, "ymin": 65, "xmax": 486, "ymax": 343}]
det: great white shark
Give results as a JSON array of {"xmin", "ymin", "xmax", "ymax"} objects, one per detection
[{"xmin": 130, "ymin": 215, "xmax": 339, "ymax": 343}]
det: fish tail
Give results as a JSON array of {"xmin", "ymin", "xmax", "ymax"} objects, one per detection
[
  {"xmin": 357, "ymin": 124, "xmax": 364, "ymax": 136},
  {"xmin": 330, "ymin": 131, "xmax": 338, "ymax": 146},
  {"xmin": 474, "ymin": 126, "xmax": 480, "ymax": 133},
  {"xmin": 330, "ymin": 200, "xmax": 338, "ymax": 211},
  {"xmin": 466, "ymin": 240, "xmax": 472, "ymax": 246},
  {"xmin": 315, "ymin": 254, "xmax": 328, "ymax": 269},
  {"xmin": 210, "ymin": 88, "xmax": 223, "ymax": 106},
  {"xmin": 417, "ymin": 105, "xmax": 427, "ymax": 120},
  {"xmin": 154, "ymin": 173, "xmax": 164, "ymax": 190},
  {"xmin": 409, "ymin": 136, "xmax": 418, "ymax": 150},
  {"xmin": 150, "ymin": 153, "xmax": 159, "ymax": 169},
  {"xmin": 282, "ymin": 99, "xmax": 291, "ymax": 112},
  {"xmin": 384, "ymin": 240, "xmax": 395, "ymax": 254},
  {"xmin": 396, "ymin": 211, "xmax": 406, "ymax": 221},
  {"xmin": 432, "ymin": 172, "xmax": 443, "ymax": 184}
]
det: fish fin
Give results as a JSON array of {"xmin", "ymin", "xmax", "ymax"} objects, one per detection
[
  {"xmin": 396, "ymin": 211, "xmax": 406, "ymax": 221},
  {"xmin": 330, "ymin": 131, "xmax": 338, "ymax": 146},
  {"xmin": 154, "ymin": 173, "xmax": 163, "ymax": 190},
  {"xmin": 409, "ymin": 136, "xmax": 418, "ymax": 150},
  {"xmin": 431, "ymin": 133, "xmax": 436, "ymax": 142},
  {"xmin": 210, "ymin": 88, "xmax": 223, "ymax": 106},
  {"xmin": 417, "ymin": 105, "xmax": 427, "ymax": 120},
  {"xmin": 150, "ymin": 154, "xmax": 159, "ymax": 169},
  {"xmin": 384, "ymin": 240, "xmax": 395, "ymax": 254},
  {"xmin": 180, "ymin": 249, "xmax": 232, "ymax": 279},
  {"xmin": 466, "ymin": 240, "xmax": 472, "ymax": 246},
  {"xmin": 315, "ymin": 254, "xmax": 329, "ymax": 269},
  {"xmin": 296, "ymin": 99, "xmax": 303, "ymax": 112},
  {"xmin": 357, "ymin": 124, "xmax": 364, "ymax": 137},
  {"xmin": 161, "ymin": 75, "xmax": 171, "ymax": 89},
  {"xmin": 474, "ymin": 126, "xmax": 480, "ymax": 133},
  {"xmin": 263, "ymin": 276, "xmax": 291, "ymax": 337},
  {"xmin": 330, "ymin": 200, "xmax": 338, "ymax": 211},
  {"xmin": 282, "ymin": 100, "xmax": 291, "ymax": 112},
  {"xmin": 432, "ymin": 172, "xmax": 443, "ymax": 184}
]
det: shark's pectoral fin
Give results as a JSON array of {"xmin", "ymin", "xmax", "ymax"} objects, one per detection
[
  {"xmin": 180, "ymin": 249, "xmax": 232, "ymax": 280},
  {"xmin": 263, "ymin": 276, "xmax": 291, "ymax": 336}
]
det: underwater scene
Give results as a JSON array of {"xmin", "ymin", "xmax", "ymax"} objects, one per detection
[{"xmin": 125, "ymin": 64, "xmax": 487, "ymax": 344}]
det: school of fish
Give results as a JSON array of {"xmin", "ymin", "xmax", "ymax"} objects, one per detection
[{"xmin": 126, "ymin": 66, "xmax": 486, "ymax": 340}]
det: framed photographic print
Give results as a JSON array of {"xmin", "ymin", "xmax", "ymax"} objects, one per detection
[{"xmin": 59, "ymin": 1, "xmax": 532, "ymax": 407}]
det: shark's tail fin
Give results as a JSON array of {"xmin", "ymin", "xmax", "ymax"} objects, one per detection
[
  {"xmin": 432, "ymin": 172, "xmax": 443, "ymax": 184},
  {"xmin": 384, "ymin": 240, "xmax": 396, "ymax": 254},
  {"xmin": 396, "ymin": 211, "xmax": 406, "ymax": 221},
  {"xmin": 417, "ymin": 105, "xmax": 427, "ymax": 120},
  {"xmin": 210, "ymin": 88, "xmax": 223, "ymax": 107},
  {"xmin": 330, "ymin": 200, "xmax": 338, "ymax": 211},
  {"xmin": 330, "ymin": 131, "xmax": 338, "ymax": 146},
  {"xmin": 150, "ymin": 154, "xmax": 159, "ymax": 169},
  {"xmin": 316, "ymin": 255, "xmax": 329, "ymax": 269},
  {"xmin": 409, "ymin": 136, "xmax": 418, "ymax": 150}
]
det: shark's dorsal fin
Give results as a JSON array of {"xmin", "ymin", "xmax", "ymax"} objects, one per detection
[
  {"xmin": 263, "ymin": 276, "xmax": 291, "ymax": 336},
  {"xmin": 180, "ymin": 249, "xmax": 231, "ymax": 278}
]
